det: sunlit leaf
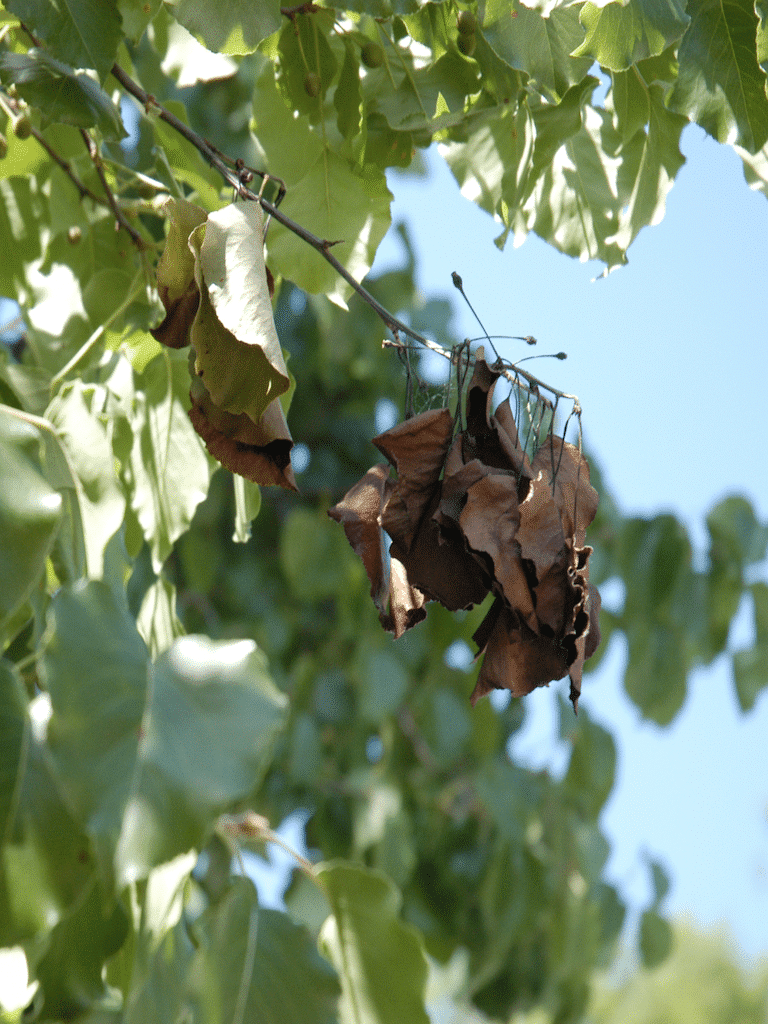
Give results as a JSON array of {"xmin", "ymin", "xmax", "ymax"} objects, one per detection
[
  {"xmin": 670, "ymin": 0, "xmax": 768, "ymax": 152},
  {"xmin": 46, "ymin": 382, "xmax": 127, "ymax": 580},
  {"xmin": 574, "ymin": 0, "xmax": 689, "ymax": 71},
  {"xmin": 126, "ymin": 352, "xmax": 213, "ymax": 572},
  {"xmin": 5, "ymin": 0, "xmax": 122, "ymax": 83},
  {"xmin": 318, "ymin": 862, "xmax": 430, "ymax": 1024},
  {"xmin": 0, "ymin": 409, "xmax": 62, "ymax": 631},
  {"xmin": 165, "ymin": 0, "xmax": 281, "ymax": 55},
  {"xmin": 266, "ymin": 153, "xmax": 392, "ymax": 304}
]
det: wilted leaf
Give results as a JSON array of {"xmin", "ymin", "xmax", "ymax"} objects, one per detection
[{"xmin": 190, "ymin": 201, "xmax": 290, "ymax": 423}]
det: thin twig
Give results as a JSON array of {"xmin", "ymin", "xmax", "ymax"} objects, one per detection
[
  {"xmin": 36, "ymin": 128, "xmax": 104, "ymax": 204},
  {"xmin": 79, "ymin": 128, "xmax": 147, "ymax": 250}
]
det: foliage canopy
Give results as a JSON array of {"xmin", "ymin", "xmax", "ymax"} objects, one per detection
[{"xmin": 0, "ymin": 0, "xmax": 767, "ymax": 1021}]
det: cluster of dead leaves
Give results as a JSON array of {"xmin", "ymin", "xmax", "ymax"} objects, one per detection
[
  {"xmin": 329, "ymin": 354, "xmax": 601, "ymax": 710},
  {"xmin": 152, "ymin": 196, "xmax": 296, "ymax": 490}
]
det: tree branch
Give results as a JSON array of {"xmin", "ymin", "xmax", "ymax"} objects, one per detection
[
  {"xmin": 108, "ymin": 62, "xmax": 581, "ymax": 414},
  {"xmin": 79, "ymin": 128, "xmax": 147, "ymax": 250}
]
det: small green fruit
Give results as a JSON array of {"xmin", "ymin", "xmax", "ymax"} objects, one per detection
[
  {"xmin": 12, "ymin": 115, "xmax": 32, "ymax": 140},
  {"xmin": 304, "ymin": 72, "xmax": 322, "ymax": 97},
  {"xmin": 457, "ymin": 32, "xmax": 476, "ymax": 56},
  {"xmin": 67, "ymin": 226, "xmax": 82, "ymax": 245},
  {"xmin": 361, "ymin": 41, "xmax": 384, "ymax": 69},
  {"xmin": 457, "ymin": 10, "xmax": 477, "ymax": 35}
]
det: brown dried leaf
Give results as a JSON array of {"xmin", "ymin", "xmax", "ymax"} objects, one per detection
[
  {"xmin": 465, "ymin": 350, "xmax": 502, "ymax": 436},
  {"xmin": 470, "ymin": 599, "xmax": 571, "ymax": 705},
  {"xmin": 328, "ymin": 465, "xmax": 426, "ymax": 638},
  {"xmin": 327, "ymin": 463, "xmax": 392, "ymax": 613},
  {"xmin": 442, "ymin": 467, "xmax": 537, "ymax": 627},
  {"xmin": 375, "ymin": 408, "xmax": 454, "ymax": 552},
  {"xmin": 567, "ymin": 582, "xmax": 601, "ymax": 712},
  {"xmin": 531, "ymin": 435, "xmax": 598, "ymax": 545},
  {"xmin": 517, "ymin": 471, "xmax": 566, "ymax": 582},
  {"xmin": 491, "ymin": 397, "xmax": 533, "ymax": 490},
  {"xmin": 393, "ymin": 489, "xmax": 489, "ymax": 611}
]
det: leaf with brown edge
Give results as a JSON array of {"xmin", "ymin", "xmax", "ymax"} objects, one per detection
[
  {"xmin": 189, "ymin": 202, "xmax": 290, "ymax": 424},
  {"xmin": 375, "ymin": 408, "xmax": 454, "ymax": 553},
  {"xmin": 151, "ymin": 197, "xmax": 208, "ymax": 349},
  {"xmin": 189, "ymin": 373, "xmax": 297, "ymax": 491},
  {"xmin": 327, "ymin": 464, "xmax": 427, "ymax": 638}
]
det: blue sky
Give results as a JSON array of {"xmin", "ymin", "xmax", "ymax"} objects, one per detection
[{"xmin": 369, "ymin": 126, "xmax": 768, "ymax": 963}]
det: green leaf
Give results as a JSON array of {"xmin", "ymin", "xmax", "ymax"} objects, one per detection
[
  {"xmin": 610, "ymin": 85, "xmax": 687, "ymax": 253},
  {"xmin": 638, "ymin": 908, "xmax": 673, "ymax": 968},
  {"xmin": 136, "ymin": 575, "xmax": 185, "ymax": 658},
  {"xmin": 0, "ymin": 50, "xmax": 126, "ymax": 139},
  {"xmin": 521, "ymin": 97, "xmax": 627, "ymax": 268},
  {"xmin": 267, "ymin": 153, "xmax": 392, "ymax": 303},
  {"xmin": 166, "ymin": 0, "xmax": 281, "ymax": 55},
  {"xmin": 670, "ymin": 0, "xmax": 768, "ymax": 153},
  {"xmin": 624, "ymin": 618, "xmax": 688, "ymax": 724},
  {"xmin": 46, "ymin": 382, "xmax": 127, "ymax": 580},
  {"xmin": 40, "ymin": 581, "xmax": 288, "ymax": 889},
  {"xmin": 647, "ymin": 856, "xmax": 671, "ymax": 905},
  {"xmin": 732, "ymin": 581, "xmax": 768, "ymax": 711},
  {"xmin": 0, "ymin": 662, "xmax": 95, "ymax": 946},
  {"xmin": 574, "ymin": 0, "xmax": 689, "ymax": 72},
  {"xmin": 318, "ymin": 862, "xmax": 430, "ymax": 1024},
  {"xmin": 32, "ymin": 876, "xmax": 129, "ymax": 1020},
  {"xmin": 0, "ymin": 176, "xmax": 45, "ymax": 294},
  {"xmin": 189, "ymin": 201, "xmax": 291, "ymax": 422},
  {"xmin": 125, "ymin": 351, "xmax": 214, "ymax": 572},
  {"xmin": 482, "ymin": 0, "xmax": 594, "ymax": 102},
  {"xmin": 188, "ymin": 877, "xmax": 340, "ymax": 1024},
  {"xmin": 0, "ymin": 408, "xmax": 62, "ymax": 632},
  {"xmin": 5, "ymin": 0, "xmax": 122, "ymax": 83},
  {"xmin": 232, "ymin": 476, "xmax": 262, "ymax": 543},
  {"xmin": 563, "ymin": 706, "xmax": 617, "ymax": 819},
  {"xmin": 440, "ymin": 103, "xmax": 535, "ymax": 224},
  {"xmin": 706, "ymin": 494, "xmax": 768, "ymax": 566},
  {"xmin": 125, "ymin": 917, "xmax": 195, "ymax": 1024},
  {"xmin": 335, "ymin": 38, "xmax": 363, "ymax": 141},
  {"xmin": 280, "ymin": 508, "xmax": 354, "ymax": 602},
  {"xmin": 355, "ymin": 648, "xmax": 409, "ymax": 723}
]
